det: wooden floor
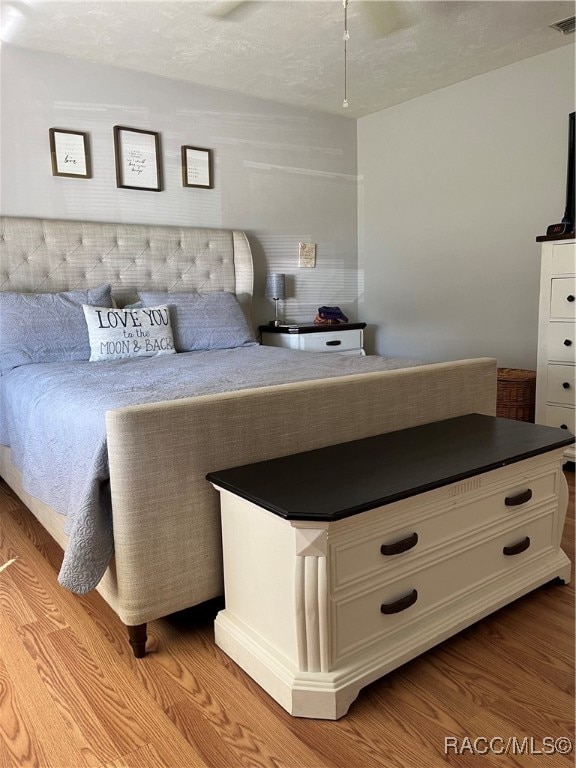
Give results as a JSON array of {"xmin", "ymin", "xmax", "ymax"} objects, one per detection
[{"xmin": 0, "ymin": 472, "xmax": 574, "ymax": 768}]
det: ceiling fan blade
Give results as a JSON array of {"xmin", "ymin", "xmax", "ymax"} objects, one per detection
[
  {"xmin": 206, "ymin": 1, "xmax": 257, "ymax": 21},
  {"xmin": 357, "ymin": 1, "xmax": 417, "ymax": 39}
]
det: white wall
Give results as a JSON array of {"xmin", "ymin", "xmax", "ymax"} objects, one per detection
[
  {"xmin": 358, "ymin": 44, "xmax": 575, "ymax": 367},
  {"xmin": 0, "ymin": 45, "xmax": 358, "ymax": 326}
]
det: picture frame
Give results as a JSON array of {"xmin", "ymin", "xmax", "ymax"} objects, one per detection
[
  {"xmin": 182, "ymin": 145, "xmax": 213, "ymax": 189},
  {"xmin": 49, "ymin": 128, "xmax": 92, "ymax": 178},
  {"xmin": 113, "ymin": 125, "xmax": 163, "ymax": 191}
]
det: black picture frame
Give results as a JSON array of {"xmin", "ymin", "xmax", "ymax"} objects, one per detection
[
  {"xmin": 181, "ymin": 145, "xmax": 213, "ymax": 189},
  {"xmin": 49, "ymin": 128, "xmax": 92, "ymax": 178},
  {"xmin": 113, "ymin": 125, "xmax": 163, "ymax": 191}
]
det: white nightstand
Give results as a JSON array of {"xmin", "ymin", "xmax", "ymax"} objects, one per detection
[{"xmin": 259, "ymin": 323, "xmax": 366, "ymax": 356}]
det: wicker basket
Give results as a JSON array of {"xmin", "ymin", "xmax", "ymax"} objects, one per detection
[{"xmin": 496, "ymin": 368, "xmax": 536, "ymax": 422}]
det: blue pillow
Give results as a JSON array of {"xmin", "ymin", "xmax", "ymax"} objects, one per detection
[
  {"xmin": 0, "ymin": 284, "xmax": 113, "ymax": 374},
  {"xmin": 138, "ymin": 291, "xmax": 256, "ymax": 352}
]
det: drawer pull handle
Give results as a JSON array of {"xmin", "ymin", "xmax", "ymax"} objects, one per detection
[
  {"xmin": 380, "ymin": 532, "xmax": 419, "ymax": 556},
  {"xmin": 564, "ymin": 339, "xmax": 573, "ymax": 346},
  {"xmin": 326, "ymin": 340, "xmax": 342, "ymax": 346},
  {"xmin": 562, "ymin": 381, "xmax": 571, "ymax": 389},
  {"xmin": 504, "ymin": 489, "xmax": 532, "ymax": 507},
  {"xmin": 568, "ymin": 295, "xmax": 575, "ymax": 303},
  {"xmin": 381, "ymin": 589, "xmax": 418, "ymax": 615},
  {"xmin": 503, "ymin": 537, "xmax": 531, "ymax": 556}
]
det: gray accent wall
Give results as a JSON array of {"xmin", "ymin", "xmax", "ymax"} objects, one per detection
[
  {"xmin": 2, "ymin": 44, "xmax": 574, "ymax": 366},
  {"xmin": 0, "ymin": 45, "xmax": 358, "ymax": 327},
  {"xmin": 358, "ymin": 45, "xmax": 575, "ymax": 367}
]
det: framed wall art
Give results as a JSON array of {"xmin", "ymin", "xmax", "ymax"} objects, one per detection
[
  {"xmin": 49, "ymin": 128, "xmax": 92, "ymax": 178},
  {"xmin": 113, "ymin": 125, "xmax": 163, "ymax": 191},
  {"xmin": 182, "ymin": 145, "xmax": 213, "ymax": 189}
]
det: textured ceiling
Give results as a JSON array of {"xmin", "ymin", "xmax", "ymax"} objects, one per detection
[{"xmin": 1, "ymin": 0, "xmax": 574, "ymax": 117}]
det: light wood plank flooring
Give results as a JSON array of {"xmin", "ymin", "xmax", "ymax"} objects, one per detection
[{"xmin": 1, "ymin": 472, "xmax": 574, "ymax": 768}]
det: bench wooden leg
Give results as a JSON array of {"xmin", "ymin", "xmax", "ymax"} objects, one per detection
[{"xmin": 127, "ymin": 623, "xmax": 147, "ymax": 658}]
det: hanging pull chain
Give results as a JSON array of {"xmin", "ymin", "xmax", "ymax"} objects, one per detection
[{"xmin": 343, "ymin": 0, "xmax": 349, "ymax": 108}]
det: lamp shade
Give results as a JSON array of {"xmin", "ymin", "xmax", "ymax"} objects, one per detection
[{"xmin": 265, "ymin": 273, "xmax": 286, "ymax": 300}]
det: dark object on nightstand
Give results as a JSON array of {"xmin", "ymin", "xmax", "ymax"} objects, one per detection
[{"xmin": 315, "ymin": 306, "xmax": 349, "ymax": 324}]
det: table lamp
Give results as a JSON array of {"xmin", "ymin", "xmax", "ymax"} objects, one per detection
[{"xmin": 265, "ymin": 273, "xmax": 285, "ymax": 326}]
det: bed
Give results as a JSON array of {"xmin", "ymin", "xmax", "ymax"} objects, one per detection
[{"xmin": 0, "ymin": 216, "xmax": 497, "ymax": 657}]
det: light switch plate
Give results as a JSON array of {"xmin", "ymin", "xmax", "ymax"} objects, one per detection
[{"xmin": 299, "ymin": 242, "xmax": 316, "ymax": 268}]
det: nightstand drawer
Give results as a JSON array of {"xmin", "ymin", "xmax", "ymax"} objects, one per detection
[
  {"xmin": 550, "ymin": 278, "xmax": 576, "ymax": 319},
  {"xmin": 332, "ymin": 510, "xmax": 555, "ymax": 661},
  {"xmin": 298, "ymin": 329, "xmax": 363, "ymax": 353},
  {"xmin": 546, "ymin": 364, "xmax": 576, "ymax": 405},
  {"xmin": 547, "ymin": 323, "xmax": 576, "ymax": 362}
]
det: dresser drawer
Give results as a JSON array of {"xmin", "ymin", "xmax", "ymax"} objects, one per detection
[
  {"xmin": 544, "ymin": 405, "xmax": 575, "ymax": 433},
  {"xmin": 547, "ymin": 322, "xmax": 576, "ymax": 363},
  {"xmin": 332, "ymin": 510, "xmax": 555, "ymax": 660},
  {"xmin": 330, "ymin": 468, "xmax": 557, "ymax": 590},
  {"xmin": 551, "ymin": 242, "xmax": 576, "ymax": 275},
  {"xmin": 546, "ymin": 364, "xmax": 576, "ymax": 405},
  {"xmin": 550, "ymin": 278, "xmax": 576, "ymax": 319},
  {"xmin": 298, "ymin": 329, "xmax": 363, "ymax": 353}
]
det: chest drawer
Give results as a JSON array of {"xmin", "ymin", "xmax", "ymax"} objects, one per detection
[
  {"xmin": 546, "ymin": 364, "xmax": 576, "ymax": 405},
  {"xmin": 544, "ymin": 405, "xmax": 575, "ymax": 433},
  {"xmin": 547, "ymin": 322, "xmax": 576, "ymax": 363},
  {"xmin": 298, "ymin": 329, "xmax": 363, "ymax": 353},
  {"xmin": 330, "ymin": 467, "xmax": 558, "ymax": 590},
  {"xmin": 551, "ymin": 242, "xmax": 576, "ymax": 274},
  {"xmin": 550, "ymin": 278, "xmax": 576, "ymax": 319},
  {"xmin": 332, "ymin": 510, "xmax": 556, "ymax": 661}
]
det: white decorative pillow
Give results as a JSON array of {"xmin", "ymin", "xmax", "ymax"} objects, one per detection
[{"xmin": 82, "ymin": 304, "xmax": 176, "ymax": 361}]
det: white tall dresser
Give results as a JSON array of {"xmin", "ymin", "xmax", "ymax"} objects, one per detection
[{"xmin": 535, "ymin": 235, "xmax": 575, "ymax": 462}]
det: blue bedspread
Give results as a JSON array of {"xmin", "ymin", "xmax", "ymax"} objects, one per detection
[{"xmin": 0, "ymin": 346, "xmax": 421, "ymax": 593}]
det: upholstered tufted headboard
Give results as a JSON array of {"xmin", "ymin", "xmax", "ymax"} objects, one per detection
[{"xmin": 0, "ymin": 217, "xmax": 254, "ymax": 308}]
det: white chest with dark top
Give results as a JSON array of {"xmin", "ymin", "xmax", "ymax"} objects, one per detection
[{"xmin": 208, "ymin": 414, "xmax": 573, "ymax": 719}]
